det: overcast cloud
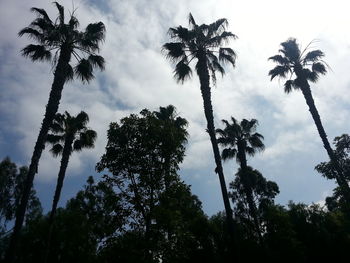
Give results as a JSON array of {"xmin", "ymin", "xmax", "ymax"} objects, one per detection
[{"xmin": 1, "ymin": 0, "xmax": 350, "ymax": 215}]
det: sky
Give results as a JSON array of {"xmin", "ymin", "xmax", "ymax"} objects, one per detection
[{"xmin": 1, "ymin": 0, "xmax": 350, "ymax": 216}]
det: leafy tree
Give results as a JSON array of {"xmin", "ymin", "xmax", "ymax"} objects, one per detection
[
  {"xmin": 229, "ymin": 167, "xmax": 279, "ymax": 240},
  {"xmin": 153, "ymin": 105, "xmax": 188, "ymax": 189},
  {"xmin": 163, "ymin": 13, "xmax": 237, "ymax": 234},
  {"xmin": 268, "ymin": 38, "xmax": 350, "ymax": 203},
  {"xmin": 316, "ymin": 134, "xmax": 350, "ymax": 211},
  {"xmin": 96, "ymin": 106, "xmax": 189, "ymax": 261},
  {"xmin": 44, "ymin": 111, "xmax": 97, "ymax": 258},
  {"xmin": 9, "ymin": 2, "xmax": 105, "ymax": 259},
  {"xmin": 216, "ymin": 117, "xmax": 265, "ymax": 244},
  {"xmin": 13, "ymin": 176, "xmax": 125, "ymax": 263},
  {"xmin": 0, "ymin": 158, "xmax": 42, "ymax": 261}
]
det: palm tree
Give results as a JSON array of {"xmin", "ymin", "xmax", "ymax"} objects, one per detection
[
  {"xmin": 45, "ymin": 111, "xmax": 96, "ymax": 261},
  {"xmin": 217, "ymin": 117, "xmax": 265, "ymax": 245},
  {"xmin": 163, "ymin": 13, "xmax": 237, "ymax": 234},
  {"xmin": 7, "ymin": 2, "xmax": 105, "ymax": 261},
  {"xmin": 268, "ymin": 38, "xmax": 350, "ymax": 203}
]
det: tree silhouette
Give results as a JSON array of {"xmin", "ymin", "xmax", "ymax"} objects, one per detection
[
  {"xmin": 268, "ymin": 38, "xmax": 350, "ymax": 203},
  {"xmin": 153, "ymin": 105, "xmax": 188, "ymax": 189},
  {"xmin": 316, "ymin": 134, "xmax": 350, "ymax": 211},
  {"xmin": 44, "ymin": 111, "xmax": 96, "ymax": 260},
  {"xmin": 163, "ymin": 13, "xmax": 237, "ymax": 234},
  {"xmin": 96, "ymin": 107, "xmax": 189, "ymax": 261},
  {"xmin": 217, "ymin": 117, "xmax": 265, "ymax": 244},
  {"xmin": 7, "ymin": 2, "xmax": 105, "ymax": 260}
]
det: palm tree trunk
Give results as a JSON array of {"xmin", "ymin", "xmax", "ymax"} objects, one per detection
[
  {"xmin": 196, "ymin": 52, "xmax": 235, "ymax": 238},
  {"xmin": 300, "ymin": 81, "xmax": 350, "ymax": 204},
  {"xmin": 44, "ymin": 136, "xmax": 73, "ymax": 263},
  {"xmin": 5, "ymin": 47, "xmax": 72, "ymax": 263},
  {"xmin": 237, "ymin": 143, "xmax": 264, "ymax": 245}
]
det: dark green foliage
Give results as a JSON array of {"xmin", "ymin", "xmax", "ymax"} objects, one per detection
[
  {"xmin": 316, "ymin": 134, "xmax": 350, "ymax": 211},
  {"xmin": 96, "ymin": 106, "xmax": 203, "ymax": 261},
  {"xmin": 229, "ymin": 167, "xmax": 279, "ymax": 239},
  {"xmin": 0, "ymin": 158, "xmax": 42, "ymax": 261},
  {"xmin": 0, "ymin": 158, "xmax": 42, "ymax": 232}
]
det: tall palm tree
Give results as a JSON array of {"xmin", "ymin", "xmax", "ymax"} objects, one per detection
[
  {"xmin": 163, "ymin": 13, "xmax": 237, "ymax": 233},
  {"xmin": 7, "ymin": 2, "xmax": 105, "ymax": 261},
  {"xmin": 217, "ymin": 117, "xmax": 265, "ymax": 244},
  {"xmin": 45, "ymin": 111, "xmax": 96, "ymax": 261},
  {"xmin": 268, "ymin": 38, "xmax": 350, "ymax": 203},
  {"xmin": 46, "ymin": 111, "xmax": 96, "ymax": 225}
]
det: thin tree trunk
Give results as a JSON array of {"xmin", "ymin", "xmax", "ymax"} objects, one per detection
[
  {"xmin": 196, "ymin": 52, "xmax": 235, "ymax": 238},
  {"xmin": 237, "ymin": 143, "xmax": 264, "ymax": 245},
  {"xmin": 5, "ymin": 47, "xmax": 72, "ymax": 263},
  {"xmin": 44, "ymin": 136, "xmax": 73, "ymax": 263},
  {"xmin": 300, "ymin": 81, "xmax": 350, "ymax": 203}
]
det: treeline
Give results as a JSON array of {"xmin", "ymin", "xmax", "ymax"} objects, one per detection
[
  {"xmin": 1, "ymin": 107, "xmax": 350, "ymax": 262},
  {"xmin": 1, "ymin": 2, "xmax": 350, "ymax": 262}
]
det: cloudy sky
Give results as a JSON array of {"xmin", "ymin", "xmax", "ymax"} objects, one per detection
[{"xmin": 1, "ymin": 0, "xmax": 350, "ymax": 215}]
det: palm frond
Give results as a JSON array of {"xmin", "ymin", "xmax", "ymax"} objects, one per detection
[
  {"xmin": 53, "ymin": 2, "xmax": 65, "ymax": 25},
  {"xmin": 284, "ymin": 80, "xmax": 296, "ymax": 93},
  {"xmin": 303, "ymin": 50, "xmax": 324, "ymax": 63},
  {"xmin": 222, "ymin": 148, "xmax": 237, "ymax": 161},
  {"xmin": 280, "ymin": 38, "xmax": 300, "ymax": 62},
  {"xmin": 208, "ymin": 18, "xmax": 228, "ymax": 35},
  {"xmin": 168, "ymin": 26, "xmax": 193, "ymax": 43},
  {"xmin": 217, "ymin": 136, "xmax": 233, "ymax": 147},
  {"xmin": 50, "ymin": 143, "xmax": 63, "ymax": 157},
  {"xmin": 46, "ymin": 134, "xmax": 64, "ymax": 144},
  {"xmin": 30, "ymin": 18, "xmax": 54, "ymax": 34},
  {"xmin": 162, "ymin": 42, "xmax": 186, "ymax": 62},
  {"xmin": 30, "ymin": 7, "xmax": 52, "ymax": 22},
  {"xmin": 216, "ymin": 128, "xmax": 227, "ymax": 138},
  {"xmin": 74, "ymin": 129, "xmax": 97, "ymax": 151},
  {"xmin": 66, "ymin": 63, "xmax": 74, "ymax": 82},
  {"xmin": 188, "ymin": 13, "xmax": 197, "ymax": 27},
  {"xmin": 245, "ymin": 146, "xmax": 256, "ymax": 156},
  {"xmin": 207, "ymin": 52, "xmax": 225, "ymax": 76},
  {"xmin": 303, "ymin": 68, "xmax": 320, "ymax": 82},
  {"xmin": 219, "ymin": 47, "xmax": 236, "ymax": 66},
  {"xmin": 75, "ymin": 58, "xmax": 94, "ymax": 82},
  {"xmin": 75, "ymin": 111, "xmax": 89, "ymax": 127},
  {"xmin": 18, "ymin": 27, "xmax": 44, "ymax": 43},
  {"xmin": 268, "ymin": 65, "xmax": 290, "ymax": 80},
  {"xmin": 84, "ymin": 22, "xmax": 106, "ymax": 45},
  {"xmin": 21, "ymin": 44, "xmax": 51, "ymax": 61},
  {"xmin": 208, "ymin": 31, "xmax": 236, "ymax": 47},
  {"xmin": 69, "ymin": 15, "xmax": 79, "ymax": 30},
  {"xmin": 241, "ymin": 119, "xmax": 257, "ymax": 134},
  {"xmin": 174, "ymin": 59, "xmax": 192, "ymax": 83},
  {"xmin": 248, "ymin": 134, "xmax": 265, "ymax": 150},
  {"xmin": 312, "ymin": 62, "xmax": 327, "ymax": 75},
  {"xmin": 88, "ymin": 55, "xmax": 105, "ymax": 70},
  {"xmin": 268, "ymin": 55, "xmax": 289, "ymax": 65}
]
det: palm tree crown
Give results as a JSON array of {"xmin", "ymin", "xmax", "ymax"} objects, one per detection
[
  {"xmin": 19, "ymin": 2, "xmax": 105, "ymax": 82},
  {"xmin": 217, "ymin": 117, "xmax": 265, "ymax": 164},
  {"xmin": 163, "ymin": 13, "xmax": 237, "ymax": 84},
  {"xmin": 268, "ymin": 38, "xmax": 327, "ymax": 93},
  {"xmin": 47, "ymin": 111, "xmax": 97, "ymax": 154}
]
